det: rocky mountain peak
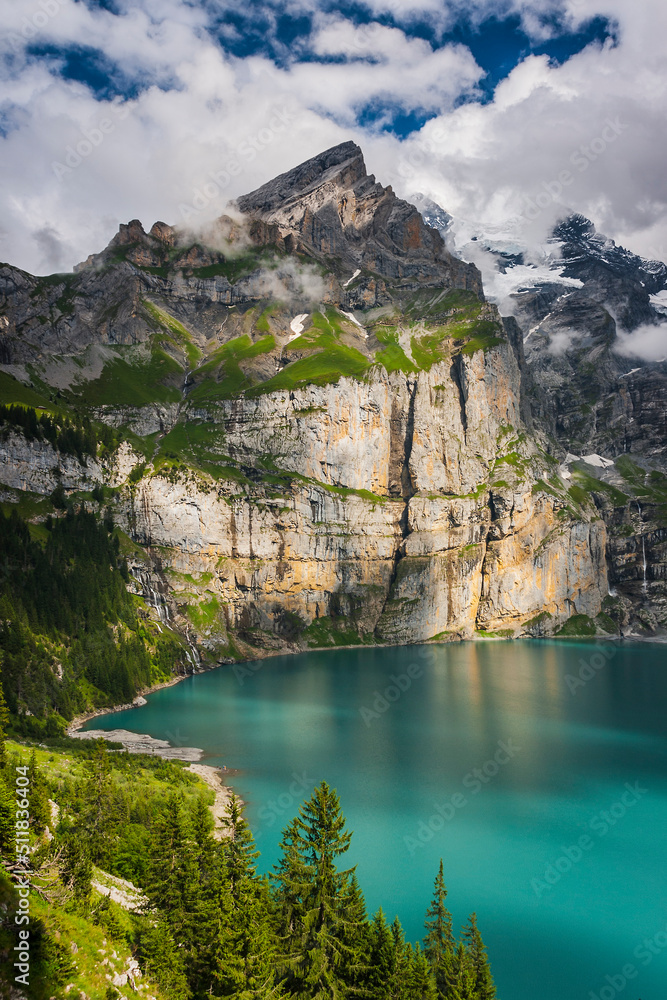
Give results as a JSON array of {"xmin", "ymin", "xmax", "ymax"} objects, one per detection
[
  {"xmin": 237, "ymin": 141, "xmax": 367, "ymax": 216},
  {"xmin": 236, "ymin": 141, "xmax": 482, "ymax": 294}
]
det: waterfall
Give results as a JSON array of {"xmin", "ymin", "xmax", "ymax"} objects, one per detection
[
  {"xmin": 634, "ymin": 501, "xmax": 648, "ymax": 595},
  {"xmin": 136, "ymin": 570, "xmax": 171, "ymax": 624},
  {"xmin": 641, "ymin": 535, "xmax": 648, "ymax": 593},
  {"xmin": 184, "ymin": 624, "xmax": 201, "ymax": 674}
]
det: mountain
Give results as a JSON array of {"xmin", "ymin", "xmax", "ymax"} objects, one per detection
[
  {"xmin": 425, "ymin": 208, "xmax": 667, "ymax": 632},
  {"xmin": 0, "ymin": 141, "xmax": 665, "ymax": 683}
]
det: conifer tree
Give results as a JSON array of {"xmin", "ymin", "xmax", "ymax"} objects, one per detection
[
  {"xmin": 216, "ymin": 794, "xmax": 280, "ymax": 999},
  {"xmin": 146, "ymin": 794, "xmax": 201, "ymax": 948},
  {"xmin": 409, "ymin": 943, "xmax": 438, "ymax": 1000},
  {"xmin": 138, "ymin": 919, "xmax": 191, "ymax": 1000},
  {"xmin": 340, "ymin": 873, "xmax": 370, "ymax": 996},
  {"xmin": 0, "ymin": 676, "xmax": 9, "ymax": 771},
  {"xmin": 81, "ymin": 739, "xmax": 114, "ymax": 867},
  {"xmin": 0, "ymin": 773, "xmax": 13, "ymax": 859},
  {"xmin": 448, "ymin": 960, "xmax": 478, "ymax": 1000},
  {"xmin": 0, "ymin": 674, "xmax": 11, "ymax": 858},
  {"xmin": 366, "ymin": 908, "xmax": 394, "ymax": 998},
  {"xmin": 390, "ymin": 917, "xmax": 412, "ymax": 994},
  {"xmin": 28, "ymin": 749, "xmax": 50, "ymax": 834},
  {"xmin": 463, "ymin": 913, "xmax": 496, "ymax": 1000},
  {"xmin": 423, "ymin": 859, "xmax": 455, "ymax": 997},
  {"xmin": 272, "ymin": 781, "xmax": 363, "ymax": 999}
]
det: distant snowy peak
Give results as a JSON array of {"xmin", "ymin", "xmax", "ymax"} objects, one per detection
[
  {"xmin": 411, "ymin": 197, "xmax": 667, "ymax": 310},
  {"xmin": 552, "ymin": 214, "xmax": 667, "ymax": 294},
  {"xmin": 409, "ymin": 194, "xmax": 453, "ymax": 242}
]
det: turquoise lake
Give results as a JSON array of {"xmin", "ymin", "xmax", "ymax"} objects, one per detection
[{"xmin": 83, "ymin": 640, "xmax": 667, "ymax": 1000}]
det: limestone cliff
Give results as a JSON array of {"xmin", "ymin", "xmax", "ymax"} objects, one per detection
[{"xmin": 0, "ymin": 143, "xmax": 624, "ymax": 662}]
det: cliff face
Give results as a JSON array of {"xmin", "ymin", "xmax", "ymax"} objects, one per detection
[{"xmin": 0, "ymin": 143, "xmax": 628, "ymax": 662}]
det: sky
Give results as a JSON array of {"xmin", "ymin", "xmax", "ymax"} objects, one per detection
[{"xmin": 1, "ymin": 0, "xmax": 666, "ymax": 275}]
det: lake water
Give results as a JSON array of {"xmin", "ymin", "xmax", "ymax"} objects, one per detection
[{"xmin": 83, "ymin": 640, "xmax": 667, "ymax": 1000}]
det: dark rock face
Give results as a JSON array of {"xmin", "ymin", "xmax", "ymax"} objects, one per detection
[
  {"xmin": 554, "ymin": 214, "xmax": 667, "ymax": 300},
  {"xmin": 237, "ymin": 142, "xmax": 483, "ymax": 297},
  {"xmin": 497, "ymin": 216, "xmax": 667, "ymax": 464}
]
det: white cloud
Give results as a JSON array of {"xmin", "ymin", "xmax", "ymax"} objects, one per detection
[
  {"xmin": 0, "ymin": 0, "xmax": 666, "ymax": 277},
  {"xmin": 616, "ymin": 324, "xmax": 667, "ymax": 362}
]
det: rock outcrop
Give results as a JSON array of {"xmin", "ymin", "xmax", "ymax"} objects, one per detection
[{"xmin": 4, "ymin": 143, "xmax": 655, "ymax": 661}]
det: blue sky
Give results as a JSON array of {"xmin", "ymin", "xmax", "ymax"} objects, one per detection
[
  {"xmin": 25, "ymin": 2, "xmax": 618, "ymax": 135},
  {"xmin": 0, "ymin": 0, "xmax": 664, "ymax": 274}
]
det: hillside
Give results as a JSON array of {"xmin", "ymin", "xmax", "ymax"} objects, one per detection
[{"xmin": 0, "ymin": 141, "xmax": 664, "ymax": 687}]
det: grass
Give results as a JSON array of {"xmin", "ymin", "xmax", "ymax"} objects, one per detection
[
  {"xmin": 143, "ymin": 300, "xmax": 202, "ymax": 367},
  {"xmin": 302, "ymin": 615, "xmax": 374, "ymax": 648},
  {"xmin": 403, "ymin": 287, "xmax": 481, "ymax": 321},
  {"xmin": 71, "ymin": 347, "xmax": 183, "ymax": 406},
  {"xmin": 460, "ymin": 320, "xmax": 505, "ymax": 355},
  {"xmin": 522, "ymin": 611, "xmax": 553, "ymax": 630},
  {"xmin": 555, "ymin": 614, "xmax": 597, "ymax": 637},
  {"xmin": 189, "ymin": 334, "xmax": 275, "ymax": 402},
  {"xmin": 0, "ymin": 486, "xmax": 53, "ymax": 519},
  {"xmin": 189, "ymin": 248, "xmax": 278, "ymax": 283},
  {"xmin": 570, "ymin": 466, "xmax": 629, "ymax": 506},
  {"xmin": 249, "ymin": 309, "xmax": 370, "ymax": 395},
  {"xmin": 372, "ymin": 325, "xmax": 418, "ymax": 374},
  {"xmin": 614, "ymin": 457, "xmax": 667, "ymax": 520},
  {"xmin": 187, "ymin": 595, "xmax": 222, "ymax": 631},
  {"xmin": 0, "ymin": 370, "xmax": 52, "ymax": 408}
]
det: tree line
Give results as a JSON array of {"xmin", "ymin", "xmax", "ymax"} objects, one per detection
[
  {"xmin": 0, "ymin": 720, "xmax": 497, "ymax": 1000},
  {"xmin": 0, "ymin": 506, "xmax": 184, "ymax": 728},
  {"xmin": 0, "ymin": 404, "xmax": 119, "ymax": 463}
]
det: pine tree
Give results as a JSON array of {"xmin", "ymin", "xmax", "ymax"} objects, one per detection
[
  {"xmin": 0, "ymin": 673, "xmax": 9, "ymax": 770},
  {"xmin": 271, "ymin": 781, "xmax": 363, "ymax": 999},
  {"xmin": 28, "ymin": 749, "xmax": 50, "ymax": 834},
  {"xmin": 423, "ymin": 859, "xmax": 455, "ymax": 997},
  {"xmin": 215, "ymin": 794, "xmax": 280, "ymax": 999},
  {"xmin": 390, "ymin": 917, "xmax": 414, "ymax": 1000},
  {"xmin": 138, "ymin": 919, "xmax": 191, "ymax": 1000},
  {"xmin": 409, "ymin": 943, "xmax": 438, "ymax": 1000},
  {"xmin": 81, "ymin": 739, "xmax": 114, "ymax": 867},
  {"xmin": 366, "ymin": 908, "xmax": 394, "ymax": 998},
  {"xmin": 60, "ymin": 835, "xmax": 93, "ymax": 909},
  {"xmin": 146, "ymin": 794, "xmax": 201, "ymax": 945},
  {"xmin": 463, "ymin": 913, "xmax": 496, "ymax": 1000},
  {"xmin": 448, "ymin": 960, "xmax": 478, "ymax": 1000},
  {"xmin": 0, "ymin": 773, "xmax": 14, "ymax": 859}
]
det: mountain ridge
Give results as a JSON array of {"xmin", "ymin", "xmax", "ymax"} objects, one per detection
[{"xmin": 0, "ymin": 142, "xmax": 665, "ymax": 685}]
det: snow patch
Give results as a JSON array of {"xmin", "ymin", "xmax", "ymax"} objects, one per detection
[
  {"xmin": 650, "ymin": 290, "xmax": 667, "ymax": 308},
  {"xmin": 341, "ymin": 310, "xmax": 368, "ymax": 338},
  {"xmin": 619, "ymin": 368, "xmax": 642, "ymax": 378},
  {"xmin": 581, "ymin": 454, "xmax": 615, "ymax": 469},
  {"xmin": 343, "ymin": 269, "xmax": 361, "ymax": 288},
  {"xmin": 288, "ymin": 313, "xmax": 309, "ymax": 343}
]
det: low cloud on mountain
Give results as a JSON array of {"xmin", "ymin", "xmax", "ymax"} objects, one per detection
[
  {"xmin": 616, "ymin": 324, "xmax": 667, "ymax": 362},
  {"xmin": 1, "ymin": 0, "xmax": 666, "ymax": 274}
]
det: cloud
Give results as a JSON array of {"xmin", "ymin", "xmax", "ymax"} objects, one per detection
[
  {"xmin": 616, "ymin": 324, "xmax": 667, "ymax": 362},
  {"xmin": 0, "ymin": 0, "xmax": 665, "ymax": 278}
]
